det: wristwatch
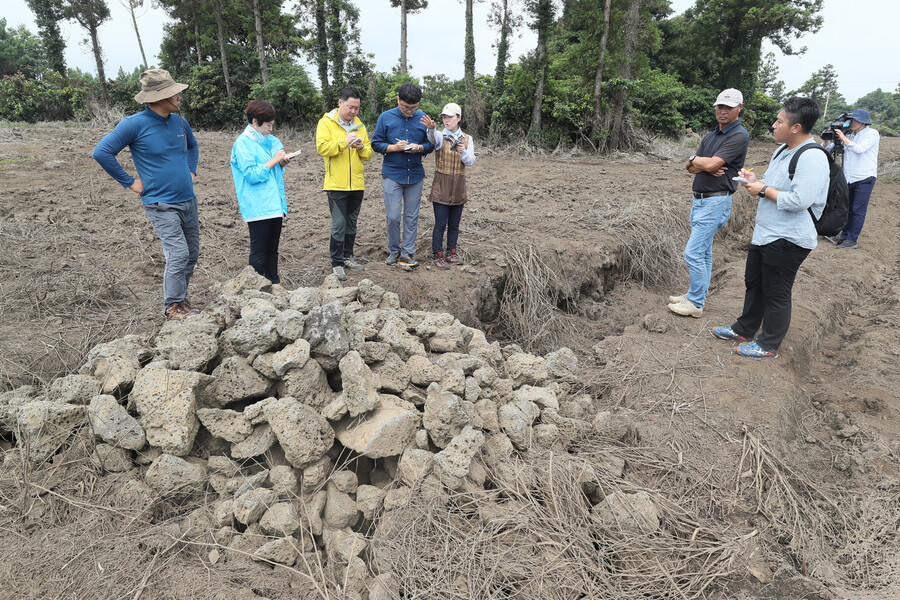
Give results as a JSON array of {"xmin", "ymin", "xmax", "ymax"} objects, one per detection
[
  {"xmin": 758, "ymin": 185, "xmax": 769, "ymax": 198},
  {"xmin": 688, "ymin": 155, "xmax": 696, "ymax": 164}
]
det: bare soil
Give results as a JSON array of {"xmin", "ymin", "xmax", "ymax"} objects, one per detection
[{"xmin": 1, "ymin": 123, "xmax": 898, "ymax": 599}]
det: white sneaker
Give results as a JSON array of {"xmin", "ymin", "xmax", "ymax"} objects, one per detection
[
  {"xmin": 668, "ymin": 299, "xmax": 703, "ymax": 318},
  {"xmin": 668, "ymin": 294, "xmax": 687, "ymax": 304},
  {"xmin": 332, "ymin": 266, "xmax": 347, "ymax": 281}
]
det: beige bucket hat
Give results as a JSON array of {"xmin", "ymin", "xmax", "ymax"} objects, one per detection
[{"xmin": 134, "ymin": 69, "xmax": 189, "ymax": 104}]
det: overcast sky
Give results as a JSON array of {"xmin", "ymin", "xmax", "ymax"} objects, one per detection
[{"xmin": 1, "ymin": 0, "xmax": 896, "ymax": 108}]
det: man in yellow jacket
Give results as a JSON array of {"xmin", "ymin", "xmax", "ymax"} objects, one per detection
[{"xmin": 316, "ymin": 86, "xmax": 373, "ymax": 281}]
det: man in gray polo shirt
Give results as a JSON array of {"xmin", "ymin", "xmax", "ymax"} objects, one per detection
[{"xmin": 669, "ymin": 88, "xmax": 749, "ymax": 318}]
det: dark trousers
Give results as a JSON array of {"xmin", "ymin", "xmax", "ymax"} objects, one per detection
[
  {"xmin": 432, "ymin": 203, "xmax": 463, "ymax": 254},
  {"xmin": 732, "ymin": 239, "xmax": 811, "ymax": 350},
  {"xmin": 327, "ymin": 190, "xmax": 363, "ymax": 267},
  {"xmin": 248, "ymin": 217, "xmax": 283, "ymax": 284},
  {"xmin": 842, "ymin": 176, "xmax": 876, "ymax": 241}
]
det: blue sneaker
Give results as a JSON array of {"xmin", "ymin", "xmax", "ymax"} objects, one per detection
[
  {"xmin": 385, "ymin": 252, "xmax": 399, "ymax": 265},
  {"xmin": 712, "ymin": 326, "xmax": 748, "ymax": 342},
  {"xmin": 735, "ymin": 341, "xmax": 777, "ymax": 358}
]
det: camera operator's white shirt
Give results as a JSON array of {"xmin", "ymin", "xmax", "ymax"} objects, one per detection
[{"xmin": 842, "ymin": 126, "xmax": 879, "ymax": 183}]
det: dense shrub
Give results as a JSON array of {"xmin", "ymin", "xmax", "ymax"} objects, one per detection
[
  {"xmin": 632, "ymin": 69, "xmax": 687, "ymax": 137},
  {"xmin": 0, "ymin": 71, "xmax": 86, "ymax": 122},
  {"xmin": 250, "ymin": 62, "xmax": 322, "ymax": 126},
  {"xmin": 181, "ymin": 64, "xmax": 249, "ymax": 128}
]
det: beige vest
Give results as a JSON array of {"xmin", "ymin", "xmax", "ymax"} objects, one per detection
[{"xmin": 434, "ymin": 133, "xmax": 469, "ymax": 177}]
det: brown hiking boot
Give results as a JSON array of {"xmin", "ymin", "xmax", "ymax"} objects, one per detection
[{"xmin": 165, "ymin": 301, "xmax": 198, "ymax": 320}]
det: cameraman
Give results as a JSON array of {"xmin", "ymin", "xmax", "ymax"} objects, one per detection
[{"xmin": 822, "ymin": 109, "xmax": 879, "ymax": 248}]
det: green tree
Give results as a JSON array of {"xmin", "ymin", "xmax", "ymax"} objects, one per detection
[
  {"xmin": 656, "ymin": 0, "xmax": 823, "ymax": 95},
  {"xmin": 24, "ymin": 0, "xmax": 67, "ymax": 75},
  {"xmin": 790, "ymin": 64, "xmax": 842, "ymax": 116},
  {"xmin": 64, "ymin": 0, "xmax": 111, "ymax": 102},
  {"xmin": 0, "ymin": 19, "xmax": 48, "ymax": 78},
  {"xmin": 756, "ymin": 51, "xmax": 784, "ymax": 101},
  {"xmin": 487, "ymin": 0, "xmax": 520, "ymax": 130},
  {"xmin": 295, "ymin": 0, "xmax": 361, "ymax": 108}
]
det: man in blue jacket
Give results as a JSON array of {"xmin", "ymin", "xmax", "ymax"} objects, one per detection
[
  {"xmin": 93, "ymin": 69, "xmax": 200, "ymax": 320},
  {"xmin": 371, "ymin": 82, "xmax": 434, "ymax": 267}
]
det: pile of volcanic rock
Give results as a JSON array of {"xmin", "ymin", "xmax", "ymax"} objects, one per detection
[{"xmin": 0, "ymin": 267, "xmax": 649, "ymax": 598}]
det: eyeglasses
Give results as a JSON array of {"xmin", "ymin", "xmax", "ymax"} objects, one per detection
[{"xmin": 398, "ymin": 101, "xmax": 419, "ymax": 113}]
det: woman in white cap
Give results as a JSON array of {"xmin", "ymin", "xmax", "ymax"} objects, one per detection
[{"xmin": 421, "ymin": 103, "xmax": 476, "ymax": 269}]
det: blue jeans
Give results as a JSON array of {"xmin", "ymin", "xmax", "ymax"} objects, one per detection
[
  {"xmin": 684, "ymin": 194, "xmax": 732, "ymax": 308},
  {"xmin": 842, "ymin": 176, "xmax": 876, "ymax": 242},
  {"xmin": 432, "ymin": 203, "xmax": 463, "ymax": 254},
  {"xmin": 143, "ymin": 197, "xmax": 200, "ymax": 310},
  {"xmin": 383, "ymin": 177, "xmax": 424, "ymax": 257}
]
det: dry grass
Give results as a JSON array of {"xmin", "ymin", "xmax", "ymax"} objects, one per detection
[
  {"xmin": 0, "ymin": 432, "xmax": 317, "ymax": 600},
  {"xmin": 494, "ymin": 244, "xmax": 587, "ymax": 354},
  {"xmin": 369, "ymin": 450, "xmax": 740, "ymax": 600},
  {"xmin": 0, "ymin": 220, "xmax": 153, "ymax": 389},
  {"xmin": 587, "ymin": 196, "xmax": 688, "ymax": 288}
]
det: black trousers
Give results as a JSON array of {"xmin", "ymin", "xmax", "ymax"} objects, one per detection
[
  {"xmin": 247, "ymin": 217, "xmax": 283, "ymax": 284},
  {"xmin": 732, "ymin": 238, "xmax": 810, "ymax": 350},
  {"xmin": 432, "ymin": 202, "xmax": 464, "ymax": 254},
  {"xmin": 327, "ymin": 190, "xmax": 363, "ymax": 267}
]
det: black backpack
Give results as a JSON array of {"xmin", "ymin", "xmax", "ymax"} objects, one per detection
[{"xmin": 773, "ymin": 143, "xmax": 849, "ymax": 236}]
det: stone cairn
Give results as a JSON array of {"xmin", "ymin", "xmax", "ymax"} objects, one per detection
[{"xmin": 0, "ymin": 267, "xmax": 653, "ymax": 599}]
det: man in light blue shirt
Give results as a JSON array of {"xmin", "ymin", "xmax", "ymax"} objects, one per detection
[
  {"xmin": 371, "ymin": 82, "xmax": 434, "ymax": 267},
  {"xmin": 712, "ymin": 96, "xmax": 828, "ymax": 358},
  {"xmin": 822, "ymin": 108, "xmax": 879, "ymax": 248}
]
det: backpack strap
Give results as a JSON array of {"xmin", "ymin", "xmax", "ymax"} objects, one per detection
[{"xmin": 780, "ymin": 143, "xmax": 831, "ymax": 225}]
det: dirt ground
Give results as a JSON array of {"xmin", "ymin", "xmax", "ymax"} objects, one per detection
[{"xmin": 1, "ymin": 122, "xmax": 899, "ymax": 599}]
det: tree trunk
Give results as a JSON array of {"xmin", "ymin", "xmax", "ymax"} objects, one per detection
[
  {"xmin": 399, "ymin": 0, "xmax": 408, "ymax": 75},
  {"xmin": 253, "ymin": 0, "xmax": 269, "ymax": 83},
  {"xmin": 88, "ymin": 21, "xmax": 109, "ymax": 102},
  {"xmin": 528, "ymin": 0, "xmax": 550, "ymax": 138},
  {"xmin": 328, "ymin": 0, "xmax": 346, "ymax": 102},
  {"xmin": 608, "ymin": 0, "xmax": 640, "ymax": 151},
  {"xmin": 314, "ymin": 0, "xmax": 330, "ymax": 103},
  {"xmin": 191, "ymin": 0, "xmax": 202, "ymax": 65},
  {"xmin": 214, "ymin": 0, "xmax": 232, "ymax": 96},
  {"xmin": 590, "ymin": 0, "xmax": 612, "ymax": 142},
  {"xmin": 464, "ymin": 0, "xmax": 484, "ymax": 135},
  {"xmin": 492, "ymin": 0, "xmax": 510, "ymax": 97},
  {"xmin": 124, "ymin": 0, "xmax": 149, "ymax": 69},
  {"xmin": 489, "ymin": 0, "xmax": 511, "ymax": 135},
  {"xmin": 367, "ymin": 71, "xmax": 378, "ymax": 115}
]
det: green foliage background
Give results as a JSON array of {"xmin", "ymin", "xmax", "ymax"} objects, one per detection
[{"xmin": 1, "ymin": 1, "xmax": 898, "ymax": 143}]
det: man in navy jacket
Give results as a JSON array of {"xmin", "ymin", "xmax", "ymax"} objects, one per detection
[
  {"xmin": 93, "ymin": 69, "xmax": 200, "ymax": 320},
  {"xmin": 371, "ymin": 82, "xmax": 434, "ymax": 267}
]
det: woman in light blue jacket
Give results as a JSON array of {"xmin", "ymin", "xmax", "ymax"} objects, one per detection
[{"xmin": 230, "ymin": 99, "xmax": 293, "ymax": 284}]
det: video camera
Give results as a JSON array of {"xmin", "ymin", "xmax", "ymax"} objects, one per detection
[{"xmin": 821, "ymin": 113, "xmax": 853, "ymax": 141}]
